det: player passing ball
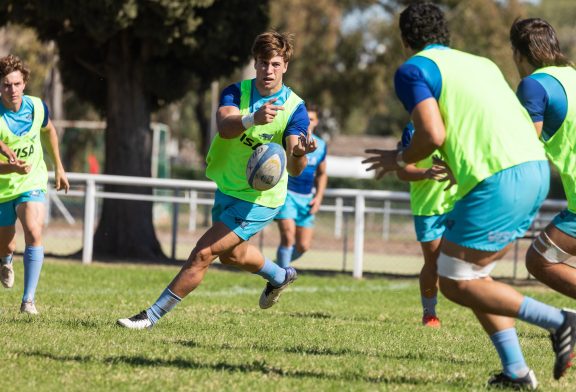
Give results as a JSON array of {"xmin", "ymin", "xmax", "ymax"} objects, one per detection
[{"xmin": 118, "ymin": 31, "xmax": 316, "ymax": 330}]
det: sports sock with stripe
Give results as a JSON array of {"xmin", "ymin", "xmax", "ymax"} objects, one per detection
[{"xmin": 146, "ymin": 288, "xmax": 182, "ymax": 325}]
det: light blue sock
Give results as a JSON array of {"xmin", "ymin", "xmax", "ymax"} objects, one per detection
[
  {"xmin": 421, "ymin": 296, "xmax": 437, "ymax": 316},
  {"xmin": 291, "ymin": 249, "xmax": 303, "ymax": 262},
  {"xmin": 146, "ymin": 288, "xmax": 182, "ymax": 325},
  {"xmin": 518, "ymin": 296, "xmax": 565, "ymax": 331},
  {"xmin": 23, "ymin": 246, "xmax": 43, "ymax": 302},
  {"xmin": 254, "ymin": 259, "xmax": 286, "ymax": 287},
  {"xmin": 1, "ymin": 254, "xmax": 13, "ymax": 265},
  {"xmin": 490, "ymin": 328, "xmax": 529, "ymax": 379},
  {"xmin": 276, "ymin": 246, "xmax": 293, "ymax": 268}
]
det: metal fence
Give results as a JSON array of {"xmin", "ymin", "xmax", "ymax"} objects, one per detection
[{"xmin": 47, "ymin": 172, "xmax": 567, "ymax": 279}]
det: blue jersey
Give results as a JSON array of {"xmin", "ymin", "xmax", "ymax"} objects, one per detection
[
  {"xmin": 394, "ymin": 44, "xmax": 446, "ymax": 113},
  {"xmin": 287, "ymin": 134, "xmax": 327, "ymax": 195},
  {"xmin": 516, "ymin": 74, "xmax": 568, "ymax": 142},
  {"xmin": 0, "ymin": 96, "xmax": 49, "ymax": 136},
  {"xmin": 219, "ymin": 80, "xmax": 309, "ymax": 147}
]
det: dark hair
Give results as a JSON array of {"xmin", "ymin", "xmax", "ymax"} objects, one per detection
[
  {"xmin": 306, "ymin": 102, "xmax": 320, "ymax": 114},
  {"xmin": 0, "ymin": 54, "xmax": 30, "ymax": 82},
  {"xmin": 252, "ymin": 31, "xmax": 294, "ymax": 63},
  {"xmin": 399, "ymin": 2, "xmax": 450, "ymax": 51},
  {"xmin": 510, "ymin": 18, "xmax": 572, "ymax": 68}
]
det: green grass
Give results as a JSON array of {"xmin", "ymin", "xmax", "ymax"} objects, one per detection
[{"xmin": 1, "ymin": 260, "xmax": 575, "ymax": 391}]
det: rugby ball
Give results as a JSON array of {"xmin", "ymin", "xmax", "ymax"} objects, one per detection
[{"xmin": 246, "ymin": 143, "xmax": 286, "ymax": 191}]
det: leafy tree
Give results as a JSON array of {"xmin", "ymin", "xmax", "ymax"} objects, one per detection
[{"xmin": 0, "ymin": 0, "xmax": 269, "ymax": 260}]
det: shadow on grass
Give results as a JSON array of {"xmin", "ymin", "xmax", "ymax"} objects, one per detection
[
  {"xmin": 21, "ymin": 350, "xmax": 471, "ymax": 387},
  {"xmin": 173, "ymin": 339, "xmax": 475, "ymax": 365}
]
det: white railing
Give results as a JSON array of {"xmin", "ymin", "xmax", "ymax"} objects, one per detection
[{"xmin": 47, "ymin": 172, "xmax": 567, "ymax": 278}]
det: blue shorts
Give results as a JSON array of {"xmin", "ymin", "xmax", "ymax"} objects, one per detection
[
  {"xmin": 275, "ymin": 191, "xmax": 315, "ymax": 228},
  {"xmin": 413, "ymin": 213, "xmax": 448, "ymax": 242},
  {"xmin": 0, "ymin": 189, "xmax": 46, "ymax": 227},
  {"xmin": 552, "ymin": 209, "xmax": 576, "ymax": 238},
  {"xmin": 211, "ymin": 190, "xmax": 280, "ymax": 241},
  {"xmin": 444, "ymin": 161, "xmax": 549, "ymax": 251}
]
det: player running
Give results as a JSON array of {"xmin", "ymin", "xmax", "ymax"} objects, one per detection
[
  {"xmin": 396, "ymin": 122, "xmax": 457, "ymax": 328},
  {"xmin": 364, "ymin": 3, "xmax": 576, "ymax": 389},
  {"xmin": 118, "ymin": 31, "xmax": 316, "ymax": 330},
  {"xmin": 511, "ymin": 18, "xmax": 576, "ymax": 300},
  {"xmin": 275, "ymin": 103, "xmax": 327, "ymax": 268},
  {"xmin": 0, "ymin": 54, "xmax": 69, "ymax": 314}
]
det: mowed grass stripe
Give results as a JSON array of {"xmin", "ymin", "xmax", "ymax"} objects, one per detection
[{"xmin": 0, "ymin": 259, "xmax": 574, "ymax": 391}]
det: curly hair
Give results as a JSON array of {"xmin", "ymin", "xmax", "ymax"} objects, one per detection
[
  {"xmin": 0, "ymin": 54, "xmax": 30, "ymax": 83},
  {"xmin": 510, "ymin": 18, "xmax": 572, "ymax": 69},
  {"xmin": 399, "ymin": 2, "xmax": 450, "ymax": 51},
  {"xmin": 252, "ymin": 31, "xmax": 295, "ymax": 63}
]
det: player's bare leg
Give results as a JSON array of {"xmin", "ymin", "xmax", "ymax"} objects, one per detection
[
  {"xmin": 276, "ymin": 218, "xmax": 296, "ymax": 267},
  {"xmin": 439, "ymin": 239, "xmax": 576, "ymax": 382},
  {"xmin": 420, "ymin": 238, "xmax": 441, "ymax": 327},
  {"xmin": 526, "ymin": 224, "xmax": 576, "ymax": 299},
  {"xmin": 0, "ymin": 226, "xmax": 16, "ymax": 289}
]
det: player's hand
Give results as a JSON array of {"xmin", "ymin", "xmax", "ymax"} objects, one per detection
[
  {"xmin": 292, "ymin": 131, "xmax": 317, "ymax": 157},
  {"xmin": 55, "ymin": 168, "xmax": 70, "ymax": 193},
  {"xmin": 309, "ymin": 196, "xmax": 322, "ymax": 215},
  {"xmin": 253, "ymin": 98, "xmax": 284, "ymax": 125},
  {"xmin": 363, "ymin": 149, "xmax": 398, "ymax": 179},
  {"xmin": 0, "ymin": 141, "xmax": 16, "ymax": 163},
  {"xmin": 428, "ymin": 156, "xmax": 456, "ymax": 190},
  {"xmin": 10, "ymin": 160, "xmax": 31, "ymax": 175}
]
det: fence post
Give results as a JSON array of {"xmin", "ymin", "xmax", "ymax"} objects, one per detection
[
  {"xmin": 82, "ymin": 179, "xmax": 96, "ymax": 264},
  {"xmin": 334, "ymin": 197, "xmax": 343, "ymax": 239},
  {"xmin": 382, "ymin": 200, "xmax": 391, "ymax": 240},
  {"xmin": 188, "ymin": 190, "xmax": 198, "ymax": 231},
  {"xmin": 171, "ymin": 189, "xmax": 180, "ymax": 260},
  {"xmin": 353, "ymin": 194, "xmax": 365, "ymax": 279}
]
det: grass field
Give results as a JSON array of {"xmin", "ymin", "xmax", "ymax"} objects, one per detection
[{"xmin": 1, "ymin": 259, "xmax": 575, "ymax": 391}]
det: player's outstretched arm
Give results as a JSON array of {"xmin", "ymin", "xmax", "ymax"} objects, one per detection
[
  {"xmin": 285, "ymin": 133, "xmax": 316, "ymax": 177},
  {"xmin": 396, "ymin": 164, "xmax": 431, "ymax": 182},
  {"xmin": 41, "ymin": 119, "xmax": 69, "ymax": 193}
]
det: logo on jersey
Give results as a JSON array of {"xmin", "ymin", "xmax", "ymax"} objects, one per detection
[
  {"xmin": 239, "ymin": 133, "xmax": 263, "ymax": 151},
  {"xmin": 14, "ymin": 144, "xmax": 35, "ymax": 159},
  {"xmin": 260, "ymin": 133, "xmax": 274, "ymax": 141}
]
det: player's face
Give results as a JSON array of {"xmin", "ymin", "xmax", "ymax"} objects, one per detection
[
  {"xmin": 308, "ymin": 110, "xmax": 319, "ymax": 133},
  {"xmin": 0, "ymin": 71, "xmax": 26, "ymax": 110},
  {"xmin": 254, "ymin": 55, "xmax": 287, "ymax": 95}
]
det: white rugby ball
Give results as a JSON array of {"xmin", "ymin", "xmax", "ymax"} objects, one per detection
[{"xmin": 246, "ymin": 143, "xmax": 286, "ymax": 191}]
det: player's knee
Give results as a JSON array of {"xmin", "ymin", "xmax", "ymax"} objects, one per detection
[
  {"xmin": 191, "ymin": 246, "xmax": 215, "ymax": 266},
  {"xmin": 1, "ymin": 241, "xmax": 16, "ymax": 255},
  {"xmin": 219, "ymin": 246, "xmax": 247, "ymax": 266},
  {"xmin": 295, "ymin": 243, "xmax": 309, "ymax": 254}
]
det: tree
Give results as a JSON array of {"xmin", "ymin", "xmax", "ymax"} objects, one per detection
[{"xmin": 0, "ymin": 0, "xmax": 269, "ymax": 261}]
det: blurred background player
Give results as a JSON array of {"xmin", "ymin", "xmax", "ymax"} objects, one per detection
[
  {"xmin": 364, "ymin": 3, "xmax": 576, "ymax": 388},
  {"xmin": 396, "ymin": 122, "xmax": 456, "ymax": 328},
  {"xmin": 275, "ymin": 103, "xmax": 327, "ymax": 268},
  {"xmin": 0, "ymin": 54, "xmax": 69, "ymax": 315},
  {"xmin": 118, "ymin": 31, "xmax": 317, "ymax": 330},
  {"xmin": 511, "ymin": 18, "xmax": 576, "ymax": 300}
]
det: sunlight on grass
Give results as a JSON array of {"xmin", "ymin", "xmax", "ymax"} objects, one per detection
[{"xmin": 0, "ymin": 259, "xmax": 574, "ymax": 391}]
